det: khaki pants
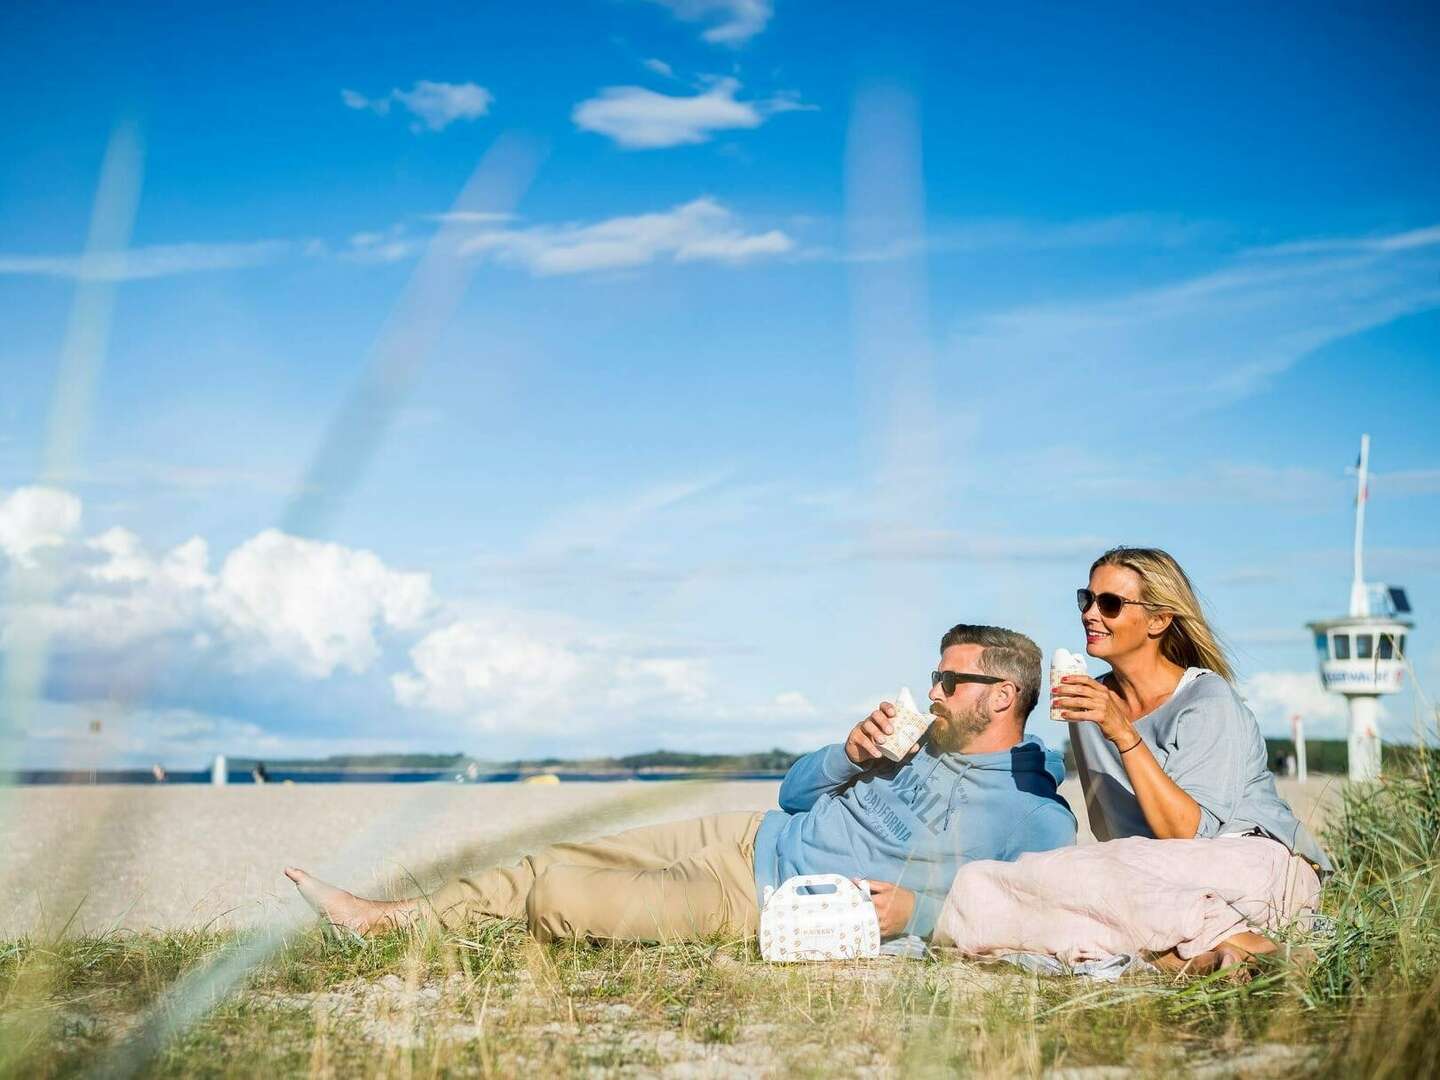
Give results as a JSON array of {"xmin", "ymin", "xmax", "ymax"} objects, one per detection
[{"xmin": 425, "ymin": 811, "xmax": 766, "ymax": 943}]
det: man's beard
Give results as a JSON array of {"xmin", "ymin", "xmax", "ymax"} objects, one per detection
[{"xmin": 929, "ymin": 698, "xmax": 992, "ymax": 752}]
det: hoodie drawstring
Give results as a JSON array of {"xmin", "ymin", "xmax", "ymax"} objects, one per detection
[{"xmin": 941, "ymin": 762, "xmax": 968, "ymax": 830}]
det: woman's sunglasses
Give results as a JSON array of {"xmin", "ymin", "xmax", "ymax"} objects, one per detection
[
  {"xmin": 931, "ymin": 670, "xmax": 1005, "ymax": 695},
  {"xmin": 1076, "ymin": 588, "xmax": 1150, "ymax": 619}
]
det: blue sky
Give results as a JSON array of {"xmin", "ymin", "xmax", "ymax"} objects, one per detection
[{"xmin": 2, "ymin": 1, "xmax": 1438, "ymax": 767}]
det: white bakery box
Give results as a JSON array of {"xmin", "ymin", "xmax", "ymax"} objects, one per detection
[{"xmin": 759, "ymin": 874, "xmax": 882, "ymax": 962}]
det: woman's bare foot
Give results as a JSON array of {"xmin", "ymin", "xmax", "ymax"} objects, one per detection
[
  {"xmin": 1149, "ymin": 930, "xmax": 1277, "ymax": 982},
  {"xmin": 284, "ymin": 867, "xmax": 415, "ymax": 934}
]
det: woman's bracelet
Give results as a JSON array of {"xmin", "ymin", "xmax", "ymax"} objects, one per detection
[{"xmin": 1118, "ymin": 736, "xmax": 1143, "ymax": 755}]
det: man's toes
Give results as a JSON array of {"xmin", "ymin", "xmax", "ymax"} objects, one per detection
[{"xmin": 284, "ymin": 866, "xmax": 306, "ymax": 885}]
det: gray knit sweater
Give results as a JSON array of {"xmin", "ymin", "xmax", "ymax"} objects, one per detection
[{"xmin": 1070, "ymin": 668, "xmax": 1331, "ymax": 871}]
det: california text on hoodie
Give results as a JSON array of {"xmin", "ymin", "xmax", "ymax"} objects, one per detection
[{"xmin": 752, "ymin": 734, "xmax": 1077, "ymax": 937}]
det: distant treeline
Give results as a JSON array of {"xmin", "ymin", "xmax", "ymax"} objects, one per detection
[
  {"xmin": 233, "ymin": 742, "xmax": 1434, "ymax": 777},
  {"xmin": 230, "ymin": 753, "xmax": 467, "ymax": 770},
  {"xmin": 229, "ymin": 749, "xmax": 802, "ymax": 774},
  {"xmin": 1261, "ymin": 738, "xmax": 1430, "ymax": 775},
  {"xmin": 1060, "ymin": 738, "xmax": 1430, "ymax": 777},
  {"xmin": 516, "ymin": 749, "xmax": 803, "ymax": 773}
]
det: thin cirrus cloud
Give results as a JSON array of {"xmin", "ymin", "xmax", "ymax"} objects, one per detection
[
  {"xmin": 456, "ymin": 196, "xmax": 793, "ymax": 275},
  {"xmin": 572, "ymin": 77, "xmax": 811, "ymax": 149},
  {"xmin": 1244, "ymin": 222, "xmax": 1440, "ymax": 258},
  {"xmin": 0, "ymin": 240, "xmax": 295, "ymax": 282},
  {"xmin": 943, "ymin": 221, "xmax": 1440, "ymax": 417},
  {"xmin": 643, "ymin": 0, "xmax": 774, "ymax": 45},
  {"xmin": 341, "ymin": 80, "xmax": 494, "ymax": 132}
]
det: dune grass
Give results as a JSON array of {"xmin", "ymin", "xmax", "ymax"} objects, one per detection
[{"xmin": 3, "ymin": 764, "xmax": 1438, "ymax": 1077}]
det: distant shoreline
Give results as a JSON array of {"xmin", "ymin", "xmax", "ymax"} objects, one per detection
[{"xmin": 0, "ymin": 767, "xmax": 791, "ymax": 786}]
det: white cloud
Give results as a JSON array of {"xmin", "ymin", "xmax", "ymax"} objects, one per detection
[
  {"xmin": 1247, "ymin": 223, "xmax": 1440, "ymax": 257},
  {"xmin": 1, "ymin": 488, "xmax": 734, "ymax": 760},
  {"xmin": 0, "ymin": 241, "xmax": 292, "ymax": 282},
  {"xmin": 572, "ymin": 77, "xmax": 808, "ymax": 149},
  {"xmin": 771, "ymin": 690, "xmax": 817, "ymax": 716},
  {"xmin": 643, "ymin": 57, "xmax": 676, "ymax": 78},
  {"xmin": 644, "ymin": 0, "xmax": 773, "ymax": 44},
  {"xmin": 0, "ymin": 486, "xmax": 82, "ymax": 565},
  {"xmin": 342, "ymin": 80, "xmax": 493, "ymax": 132},
  {"xmin": 211, "ymin": 529, "xmax": 433, "ymax": 677},
  {"xmin": 2, "ymin": 507, "xmax": 433, "ymax": 680},
  {"xmin": 391, "ymin": 615, "xmax": 711, "ymax": 732},
  {"xmin": 457, "ymin": 196, "xmax": 792, "ymax": 275},
  {"xmin": 830, "ymin": 213, "xmax": 1211, "ymax": 264},
  {"xmin": 1239, "ymin": 669, "xmax": 1358, "ymax": 737},
  {"xmin": 1375, "ymin": 469, "xmax": 1440, "ymax": 496},
  {"xmin": 945, "ymin": 230, "xmax": 1440, "ymax": 413},
  {"xmin": 344, "ymin": 226, "xmax": 419, "ymax": 264},
  {"xmin": 12, "ymin": 700, "xmax": 281, "ymax": 765}
]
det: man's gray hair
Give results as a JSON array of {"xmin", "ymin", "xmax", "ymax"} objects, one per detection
[{"xmin": 939, "ymin": 624, "xmax": 1043, "ymax": 721}]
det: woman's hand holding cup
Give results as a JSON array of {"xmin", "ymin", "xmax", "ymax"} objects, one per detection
[{"xmin": 1050, "ymin": 675, "xmax": 1136, "ymax": 747}]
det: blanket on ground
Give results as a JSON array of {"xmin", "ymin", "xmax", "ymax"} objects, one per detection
[{"xmin": 933, "ymin": 835, "xmax": 1319, "ymax": 962}]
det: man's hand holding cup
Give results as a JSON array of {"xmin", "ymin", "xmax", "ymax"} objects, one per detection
[{"xmin": 846, "ymin": 703, "xmax": 898, "ymax": 765}]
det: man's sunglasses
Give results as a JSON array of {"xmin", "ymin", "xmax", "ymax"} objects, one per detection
[
  {"xmin": 1077, "ymin": 588, "xmax": 1151, "ymax": 619},
  {"xmin": 931, "ymin": 670, "xmax": 1006, "ymax": 695}
]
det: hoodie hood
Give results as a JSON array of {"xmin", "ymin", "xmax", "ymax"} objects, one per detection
[{"xmin": 950, "ymin": 734, "xmax": 1068, "ymax": 788}]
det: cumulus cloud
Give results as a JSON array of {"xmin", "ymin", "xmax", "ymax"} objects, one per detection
[
  {"xmin": 457, "ymin": 196, "xmax": 792, "ymax": 275},
  {"xmin": 1239, "ymin": 669, "xmax": 1357, "ymax": 737},
  {"xmin": 2, "ymin": 511, "xmax": 433, "ymax": 680},
  {"xmin": 0, "ymin": 486, "xmax": 82, "ymax": 565},
  {"xmin": 572, "ymin": 77, "xmax": 809, "ymax": 149},
  {"xmin": 212, "ymin": 529, "xmax": 432, "ymax": 677},
  {"xmin": 342, "ymin": 80, "xmax": 493, "ymax": 132},
  {"xmin": 1, "ymin": 488, "xmax": 737, "ymax": 761},
  {"xmin": 391, "ymin": 615, "xmax": 710, "ymax": 732},
  {"xmin": 643, "ymin": 0, "xmax": 773, "ymax": 44}
]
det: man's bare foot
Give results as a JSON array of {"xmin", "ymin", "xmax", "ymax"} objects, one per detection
[{"xmin": 284, "ymin": 867, "xmax": 414, "ymax": 934}]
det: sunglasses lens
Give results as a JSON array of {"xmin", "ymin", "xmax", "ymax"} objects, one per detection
[
  {"xmin": 1098, "ymin": 593, "xmax": 1125, "ymax": 618},
  {"xmin": 1076, "ymin": 589, "xmax": 1094, "ymax": 613}
]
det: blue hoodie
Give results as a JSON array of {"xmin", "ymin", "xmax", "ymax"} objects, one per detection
[{"xmin": 752, "ymin": 734, "xmax": 1076, "ymax": 938}]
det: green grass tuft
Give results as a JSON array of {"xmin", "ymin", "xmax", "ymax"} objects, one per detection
[{"xmin": 4, "ymin": 765, "xmax": 1439, "ymax": 1077}]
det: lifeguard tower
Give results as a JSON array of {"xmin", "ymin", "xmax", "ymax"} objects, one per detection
[{"xmin": 1306, "ymin": 434, "xmax": 1413, "ymax": 782}]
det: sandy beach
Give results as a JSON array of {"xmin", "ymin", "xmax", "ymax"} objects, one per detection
[{"xmin": 0, "ymin": 776, "xmax": 1348, "ymax": 939}]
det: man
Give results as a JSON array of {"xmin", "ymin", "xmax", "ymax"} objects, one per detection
[{"xmin": 286, "ymin": 624, "xmax": 1076, "ymax": 942}]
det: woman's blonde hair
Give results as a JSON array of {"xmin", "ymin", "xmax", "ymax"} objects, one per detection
[{"xmin": 1090, "ymin": 546, "xmax": 1235, "ymax": 682}]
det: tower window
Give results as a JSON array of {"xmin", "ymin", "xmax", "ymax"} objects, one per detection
[
  {"xmin": 1357, "ymin": 634, "xmax": 1374, "ymax": 660},
  {"xmin": 1379, "ymin": 635, "xmax": 1394, "ymax": 659},
  {"xmin": 1333, "ymin": 634, "xmax": 1351, "ymax": 660}
]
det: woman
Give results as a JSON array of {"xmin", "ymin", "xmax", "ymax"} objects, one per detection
[{"xmin": 933, "ymin": 546, "xmax": 1329, "ymax": 975}]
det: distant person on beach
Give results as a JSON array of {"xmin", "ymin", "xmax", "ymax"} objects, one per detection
[
  {"xmin": 286, "ymin": 624, "xmax": 1076, "ymax": 943},
  {"xmin": 932, "ymin": 547, "xmax": 1330, "ymax": 975}
]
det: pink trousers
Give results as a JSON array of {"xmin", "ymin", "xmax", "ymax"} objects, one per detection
[{"xmin": 933, "ymin": 836, "xmax": 1321, "ymax": 962}]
